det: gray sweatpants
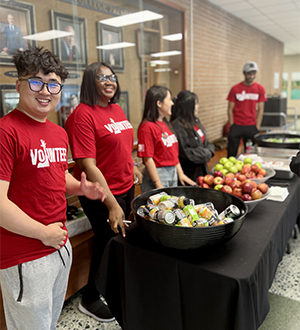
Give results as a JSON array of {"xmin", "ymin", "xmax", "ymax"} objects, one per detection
[{"xmin": 0, "ymin": 239, "xmax": 72, "ymax": 330}]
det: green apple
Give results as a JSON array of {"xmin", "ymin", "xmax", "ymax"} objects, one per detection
[
  {"xmin": 228, "ymin": 156, "xmax": 237, "ymax": 164},
  {"xmin": 243, "ymin": 157, "xmax": 253, "ymax": 165},
  {"xmin": 220, "ymin": 168, "xmax": 229, "ymax": 176},
  {"xmin": 255, "ymin": 162, "xmax": 262, "ymax": 169},
  {"xmin": 229, "ymin": 165, "xmax": 238, "ymax": 174},
  {"xmin": 214, "ymin": 163, "xmax": 224, "ymax": 171},
  {"xmin": 236, "ymin": 160, "xmax": 244, "ymax": 171},
  {"xmin": 224, "ymin": 161, "xmax": 233, "ymax": 170},
  {"xmin": 219, "ymin": 157, "xmax": 228, "ymax": 165},
  {"xmin": 214, "ymin": 184, "xmax": 224, "ymax": 190}
]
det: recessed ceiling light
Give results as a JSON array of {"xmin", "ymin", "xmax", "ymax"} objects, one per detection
[
  {"xmin": 23, "ymin": 30, "xmax": 73, "ymax": 41},
  {"xmin": 154, "ymin": 68, "xmax": 172, "ymax": 72},
  {"xmin": 150, "ymin": 60, "xmax": 170, "ymax": 65},
  {"xmin": 163, "ymin": 33, "xmax": 182, "ymax": 41},
  {"xmin": 151, "ymin": 50, "xmax": 182, "ymax": 57},
  {"xmin": 99, "ymin": 10, "xmax": 163, "ymax": 27},
  {"xmin": 96, "ymin": 42, "xmax": 135, "ymax": 50}
]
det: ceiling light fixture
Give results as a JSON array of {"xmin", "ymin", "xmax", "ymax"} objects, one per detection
[
  {"xmin": 163, "ymin": 33, "xmax": 182, "ymax": 41},
  {"xmin": 23, "ymin": 30, "xmax": 73, "ymax": 41},
  {"xmin": 150, "ymin": 60, "xmax": 170, "ymax": 65},
  {"xmin": 150, "ymin": 50, "xmax": 182, "ymax": 57},
  {"xmin": 154, "ymin": 68, "xmax": 172, "ymax": 72},
  {"xmin": 96, "ymin": 42, "xmax": 135, "ymax": 50},
  {"xmin": 99, "ymin": 10, "xmax": 163, "ymax": 27}
]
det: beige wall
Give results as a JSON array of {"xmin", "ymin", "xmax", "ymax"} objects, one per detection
[
  {"xmin": 164, "ymin": 0, "xmax": 284, "ymax": 142},
  {"xmin": 283, "ymin": 54, "xmax": 300, "ymax": 116}
]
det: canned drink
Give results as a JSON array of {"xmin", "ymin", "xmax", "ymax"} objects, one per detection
[
  {"xmin": 137, "ymin": 205, "xmax": 148, "ymax": 217},
  {"xmin": 176, "ymin": 218, "xmax": 192, "ymax": 227},
  {"xmin": 153, "ymin": 210, "xmax": 176, "ymax": 225},
  {"xmin": 192, "ymin": 218, "xmax": 208, "ymax": 227},
  {"xmin": 148, "ymin": 192, "xmax": 168, "ymax": 205},
  {"xmin": 183, "ymin": 205, "xmax": 200, "ymax": 226},
  {"xmin": 159, "ymin": 195, "xmax": 178, "ymax": 203},
  {"xmin": 204, "ymin": 202, "xmax": 218, "ymax": 216},
  {"xmin": 177, "ymin": 196, "xmax": 195, "ymax": 208},
  {"xmin": 215, "ymin": 218, "xmax": 234, "ymax": 226},
  {"xmin": 173, "ymin": 209, "xmax": 187, "ymax": 222},
  {"xmin": 197, "ymin": 205, "xmax": 216, "ymax": 220},
  {"xmin": 145, "ymin": 204, "xmax": 160, "ymax": 219},
  {"xmin": 158, "ymin": 200, "xmax": 177, "ymax": 211},
  {"xmin": 218, "ymin": 205, "xmax": 240, "ymax": 221},
  {"xmin": 206, "ymin": 216, "xmax": 219, "ymax": 226}
]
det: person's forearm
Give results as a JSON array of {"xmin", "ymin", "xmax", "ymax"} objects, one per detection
[
  {"xmin": 144, "ymin": 157, "xmax": 163, "ymax": 188},
  {"xmin": 0, "ymin": 195, "xmax": 48, "ymax": 240},
  {"xmin": 77, "ymin": 161, "xmax": 119, "ymax": 210},
  {"xmin": 228, "ymin": 102, "xmax": 235, "ymax": 126},
  {"xmin": 256, "ymin": 103, "xmax": 264, "ymax": 129}
]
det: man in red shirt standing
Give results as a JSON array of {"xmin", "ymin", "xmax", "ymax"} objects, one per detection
[{"xmin": 227, "ymin": 61, "xmax": 267, "ymax": 157}]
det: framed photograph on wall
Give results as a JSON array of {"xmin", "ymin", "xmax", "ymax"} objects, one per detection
[
  {"xmin": 57, "ymin": 84, "xmax": 80, "ymax": 127},
  {"xmin": 0, "ymin": 84, "xmax": 19, "ymax": 118},
  {"xmin": 51, "ymin": 11, "xmax": 88, "ymax": 69},
  {"xmin": 118, "ymin": 91, "xmax": 129, "ymax": 120},
  {"xmin": 98, "ymin": 23, "xmax": 124, "ymax": 72},
  {"xmin": 0, "ymin": 1, "xmax": 36, "ymax": 65}
]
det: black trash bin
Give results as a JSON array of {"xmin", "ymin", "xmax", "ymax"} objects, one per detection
[{"xmin": 261, "ymin": 94, "xmax": 287, "ymax": 127}]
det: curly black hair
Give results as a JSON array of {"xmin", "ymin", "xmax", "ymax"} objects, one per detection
[{"xmin": 12, "ymin": 46, "xmax": 69, "ymax": 82}]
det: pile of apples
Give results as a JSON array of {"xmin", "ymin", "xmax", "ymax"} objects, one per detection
[{"xmin": 197, "ymin": 156, "xmax": 269, "ymax": 201}]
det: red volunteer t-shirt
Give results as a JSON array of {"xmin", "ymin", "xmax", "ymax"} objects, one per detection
[
  {"xmin": 0, "ymin": 110, "xmax": 69, "ymax": 269},
  {"xmin": 65, "ymin": 103, "xmax": 134, "ymax": 195},
  {"xmin": 137, "ymin": 120, "xmax": 179, "ymax": 167},
  {"xmin": 227, "ymin": 82, "xmax": 267, "ymax": 126}
]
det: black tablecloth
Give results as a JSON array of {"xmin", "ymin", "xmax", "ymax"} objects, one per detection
[{"xmin": 97, "ymin": 176, "xmax": 300, "ymax": 330}]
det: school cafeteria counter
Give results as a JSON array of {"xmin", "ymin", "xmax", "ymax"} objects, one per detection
[{"xmin": 97, "ymin": 175, "xmax": 300, "ymax": 330}]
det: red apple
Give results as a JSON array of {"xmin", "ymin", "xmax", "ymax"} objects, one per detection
[
  {"xmin": 201, "ymin": 183, "xmax": 210, "ymax": 188},
  {"xmin": 220, "ymin": 185, "xmax": 232, "ymax": 194},
  {"xmin": 256, "ymin": 174, "xmax": 264, "ymax": 179},
  {"xmin": 237, "ymin": 174, "xmax": 247, "ymax": 182},
  {"xmin": 197, "ymin": 176, "xmax": 204, "ymax": 185},
  {"xmin": 232, "ymin": 187, "xmax": 242, "ymax": 198},
  {"xmin": 230, "ymin": 180, "xmax": 242, "ymax": 189},
  {"xmin": 251, "ymin": 188, "xmax": 263, "ymax": 200},
  {"xmin": 241, "ymin": 166, "xmax": 251, "ymax": 174},
  {"xmin": 257, "ymin": 168, "xmax": 266, "ymax": 176},
  {"xmin": 244, "ymin": 179, "xmax": 257, "ymax": 189},
  {"xmin": 250, "ymin": 164, "xmax": 259, "ymax": 174},
  {"xmin": 204, "ymin": 174, "xmax": 214, "ymax": 186},
  {"xmin": 213, "ymin": 170, "xmax": 224, "ymax": 178},
  {"xmin": 257, "ymin": 183, "xmax": 269, "ymax": 194},
  {"xmin": 224, "ymin": 177, "xmax": 234, "ymax": 186},
  {"xmin": 235, "ymin": 180, "xmax": 242, "ymax": 188},
  {"xmin": 241, "ymin": 182, "xmax": 253, "ymax": 195},
  {"xmin": 241, "ymin": 194, "xmax": 253, "ymax": 201},
  {"xmin": 244, "ymin": 180, "xmax": 256, "ymax": 188},
  {"xmin": 213, "ymin": 176, "xmax": 225, "ymax": 186},
  {"xmin": 225, "ymin": 172, "xmax": 235, "ymax": 179},
  {"xmin": 248, "ymin": 171, "xmax": 256, "ymax": 178}
]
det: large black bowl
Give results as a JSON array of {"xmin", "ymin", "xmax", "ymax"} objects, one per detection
[
  {"xmin": 254, "ymin": 132, "xmax": 300, "ymax": 149},
  {"xmin": 131, "ymin": 186, "xmax": 247, "ymax": 250}
]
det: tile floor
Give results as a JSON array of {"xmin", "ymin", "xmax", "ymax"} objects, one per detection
[{"xmin": 57, "ymin": 225, "xmax": 300, "ymax": 330}]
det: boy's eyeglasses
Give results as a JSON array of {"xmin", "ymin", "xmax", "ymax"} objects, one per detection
[
  {"xmin": 96, "ymin": 74, "xmax": 117, "ymax": 83},
  {"xmin": 19, "ymin": 78, "xmax": 63, "ymax": 95}
]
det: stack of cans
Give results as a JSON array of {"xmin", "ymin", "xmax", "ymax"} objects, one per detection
[{"xmin": 137, "ymin": 192, "xmax": 241, "ymax": 227}]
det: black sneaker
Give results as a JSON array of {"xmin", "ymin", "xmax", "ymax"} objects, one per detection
[{"xmin": 78, "ymin": 299, "xmax": 115, "ymax": 322}]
